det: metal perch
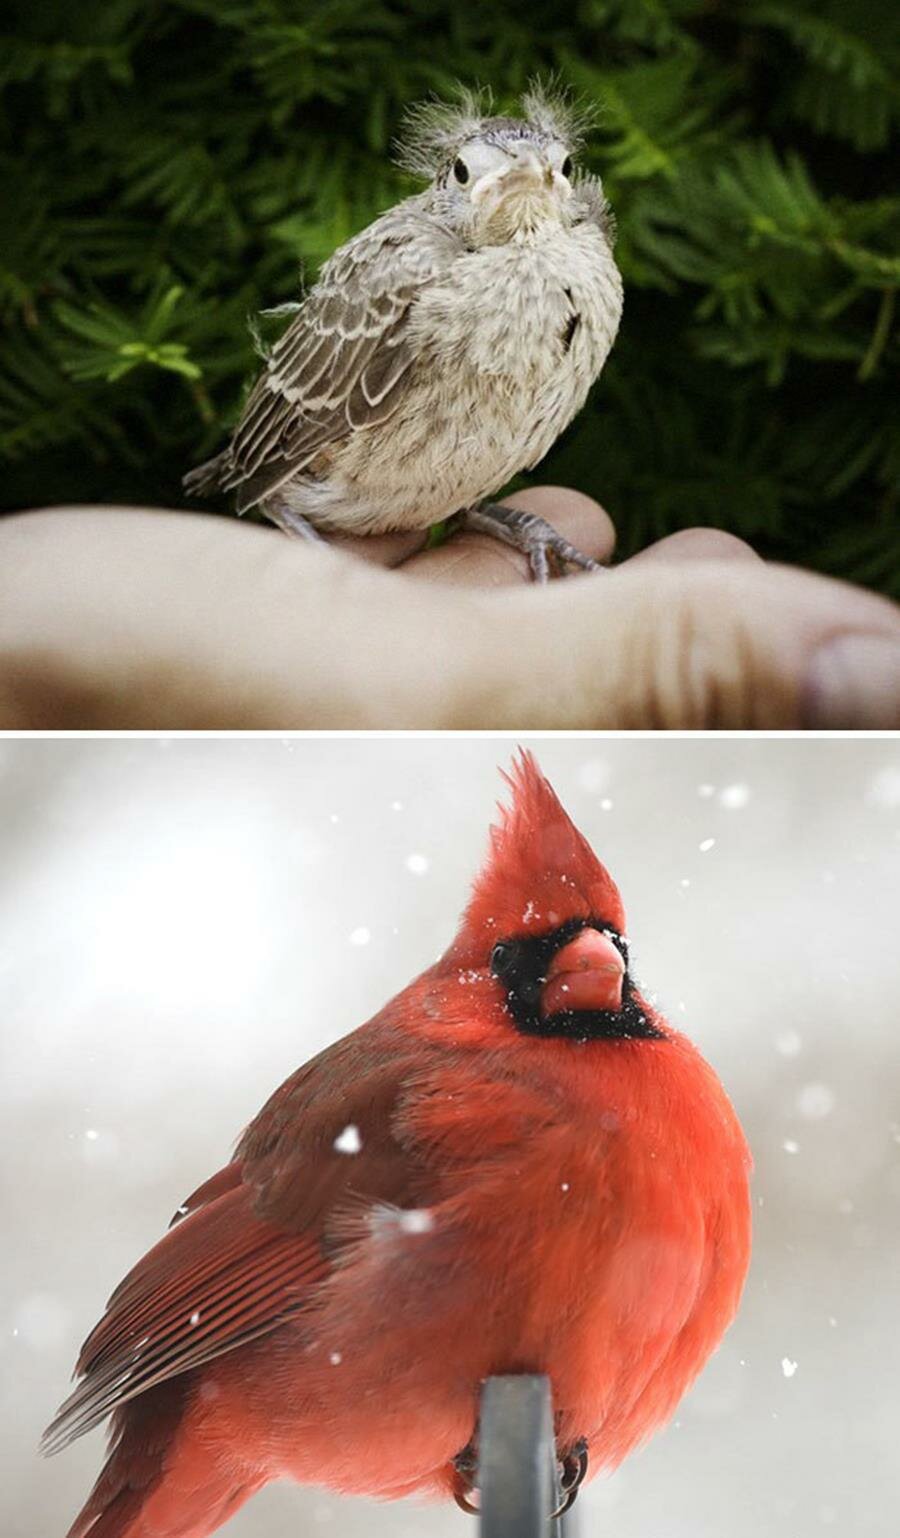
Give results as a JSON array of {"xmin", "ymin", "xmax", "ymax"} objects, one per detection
[{"xmin": 477, "ymin": 1376, "xmax": 579, "ymax": 1538}]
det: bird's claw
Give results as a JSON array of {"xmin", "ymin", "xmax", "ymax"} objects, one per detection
[
  {"xmin": 451, "ymin": 1435, "xmax": 588, "ymax": 1518},
  {"xmin": 552, "ymin": 1438, "xmax": 589, "ymax": 1518},
  {"xmin": 452, "ymin": 1441, "xmax": 480, "ymax": 1514},
  {"xmin": 456, "ymin": 503, "xmax": 600, "ymax": 583}
]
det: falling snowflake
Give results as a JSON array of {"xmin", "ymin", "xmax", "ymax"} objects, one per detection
[
  {"xmin": 578, "ymin": 759, "xmax": 610, "ymax": 794},
  {"xmin": 796, "ymin": 1083, "xmax": 835, "ymax": 1120},
  {"xmin": 334, "ymin": 1124, "xmax": 362, "ymax": 1155},
  {"xmin": 349, "ymin": 927, "xmax": 370, "ymax": 946},
  {"xmin": 406, "ymin": 853, "xmax": 429, "ymax": 875},
  {"xmin": 718, "ymin": 783, "xmax": 750, "ymax": 810},
  {"xmin": 865, "ymin": 766, "xmax": 900, "ymax": 808},
  {"xmin": 781, "ymin": 1358, "xmax": 798, "ymax": 1378},
  {"xmin": 399, "ymin": 1209, "xmax": 433, "ymax": 1234},
  {"xmin": 698, "ymin": 838, "xmax": 716, "ymax": 853}
]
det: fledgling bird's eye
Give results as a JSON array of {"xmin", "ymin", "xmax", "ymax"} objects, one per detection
[
  {"xmin": 453, "ymin": 157, "xmax": 470, "ymax": 185},
  {"xmin": 561, "ymin": 155, "xmax": 573, "ymax": 179}
]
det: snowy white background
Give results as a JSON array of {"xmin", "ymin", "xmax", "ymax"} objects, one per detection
[{"xmin": 2, "ymin": 736, "xmax": 899, "ymax": 1538}]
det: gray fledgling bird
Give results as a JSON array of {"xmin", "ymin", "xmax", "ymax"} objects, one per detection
[{"xmin": 184, "ymin": 84, "xmax": 623, "ymax": 580}]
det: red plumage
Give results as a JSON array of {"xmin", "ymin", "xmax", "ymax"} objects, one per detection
[{"xmin": 46, "ymin": 753, "xmax": 751, "ymax": 1537}]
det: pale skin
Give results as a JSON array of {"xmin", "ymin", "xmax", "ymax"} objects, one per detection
[{"xmin": 0, "ymin": 489, "xmax": 898, "ymax": 728}]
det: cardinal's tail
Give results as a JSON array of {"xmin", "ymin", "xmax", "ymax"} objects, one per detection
[{"xmin": 65, "ymin": 1379, "xmax": 265, "ymax": 1538}]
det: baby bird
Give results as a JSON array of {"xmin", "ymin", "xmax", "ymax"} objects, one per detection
[{"xmin": 184, "ymin": 85, "xmax": 623, "ymax": 580}]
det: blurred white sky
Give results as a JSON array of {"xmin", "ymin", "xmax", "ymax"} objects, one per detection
[{"xmin": 1, "ymin": 735, "xmax": 899, "ymax": 1538}]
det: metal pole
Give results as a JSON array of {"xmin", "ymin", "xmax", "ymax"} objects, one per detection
[
  {"xmin": 559, "ymin": 1500, "xmax": 578, "ymax": 1538},
  {"xmin": 478, "ymin": 1376, "xmax": 560, "ymax": 1538}
]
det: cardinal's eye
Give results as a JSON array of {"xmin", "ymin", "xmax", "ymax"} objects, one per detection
[
  {"xmin": 561, "ymin": 155, "xmax": 573, "ymax": 179},
  {"xmin": 491, "ymin": 942, "xmax": 513, "ymax": 973},
  {"xmin": 453, "ymin": 157, "xmax": 470, "ymax": 185}
]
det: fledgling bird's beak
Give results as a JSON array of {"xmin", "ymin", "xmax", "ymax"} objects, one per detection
[
  {"xmin": 471, "ymin": 147, "xmax": 558, "ymax": 208},
  {"xmin": 500, "ymin": 146, "xmax": 557, "ymax": 193},
  {"xmin": 541, "ymin": 929, "xmax": 625, "ymax": 1018},
  {"xmin": 469, "ymin": 146, "xmax": 567, "ymax": 242},
  {"xmin": 507, "ymin": 146, "xmax": 548, "ymax": 181}
]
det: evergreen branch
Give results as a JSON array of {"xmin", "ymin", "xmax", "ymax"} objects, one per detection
[
  {"xmin": 858, "ymin": 288, "xmax": 896, "ymax": 380},
  {"xmin": 54, "ymin": 284, "xmax": 202, "ymax": 384}
]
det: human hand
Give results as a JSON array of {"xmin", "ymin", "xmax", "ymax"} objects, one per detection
[{"xmin": 0, "ymin": 489, "xmax": 897, "ymax": 728}]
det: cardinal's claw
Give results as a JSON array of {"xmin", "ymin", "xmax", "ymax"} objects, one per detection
[
  {"xmin": 452, "ymin": 1442, "xmax": 480, "ymax": 1514},
  {"xmin": 455, "ymin": 503, "xmax": 601, "ymax": 583},
  {"xmin": 552, "ymin": 1438, "xmax": 589, "ymax": 1518},
  {"xmin": 451, "ymin": 1433, "xmax": 587, "ymax": 1518}
]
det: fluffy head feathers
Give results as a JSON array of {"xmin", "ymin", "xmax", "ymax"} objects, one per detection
[
  {"xmin": 456, "ymin": 751, "xmax": 626, "ymax": 957},
  {"xmin": 395, "ymin": 80, "xmax": 595, "ymax": 180}
]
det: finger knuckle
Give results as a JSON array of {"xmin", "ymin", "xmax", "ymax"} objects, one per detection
[{"xmin": 624, "ymin": 573, "xmax": 789, "ymax": 728}]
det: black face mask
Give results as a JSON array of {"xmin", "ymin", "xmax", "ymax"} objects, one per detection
[{"xmin": 489, "ymin": 919, "xmax": 663, "ymax": 1042}]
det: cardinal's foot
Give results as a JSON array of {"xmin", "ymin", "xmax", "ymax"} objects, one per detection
[
  {"xmin": 262, "ymin": 498, "xmax": 325, "ymax": 543},
  {"xmin": 455, "ymin": 503, "xmax": 601, "ymax": 583},
  {"xmin": 452, "ymin": 1441, "xmax": 479, "ymax": 1515},
  {"xmin": 554, "ymin": 1438, "xmax": 589, "ymax": 1517},
  {"xmin": 451, "ymin": 1434, "xmax": 587, "ymax": 1517}
]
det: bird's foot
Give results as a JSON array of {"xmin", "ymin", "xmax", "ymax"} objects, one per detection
[
  {"xmin": 455, "ymin": 503, "xmax": 600, "ymax": 584},
  {"xmin": 553, "ymin": 1438, "xmax": 589, "ymax": 1518},
  {"xmin": 451, "ymin": 1441, "xmax": 480, "ymax": 1514},
  {"xmin": 451, "ymin": 1435, "xmax": 587, "ymax": 1517},
  {"xmin": 261, "ymin": 498, "xmax": 325, "ymax": 543}
]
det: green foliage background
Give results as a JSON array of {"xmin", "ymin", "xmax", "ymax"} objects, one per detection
[{"xmin": 3, "ymin": 0, "xmax": 899, "ymax": 592}]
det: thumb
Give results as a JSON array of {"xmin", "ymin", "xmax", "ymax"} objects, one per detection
[{"xmin": 461, "ymin": 560, "xmax": 900, "ymax": 729}]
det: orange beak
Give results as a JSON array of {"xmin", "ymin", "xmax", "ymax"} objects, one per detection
[{"xmin": 541, "ymin": 929, "xmax": 625, "ymax": 1018}]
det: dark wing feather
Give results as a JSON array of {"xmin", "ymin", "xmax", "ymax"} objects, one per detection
[
  {"xmin": 41, "ymin": 1185, "xmax": 325, "ymax": 1454},
  {"xmin": 210, "ymin": 198, "xmax": 460, "ymax": 513},
  {"xmin": 42, "ymin": 1034, "xmax": 440, "ymax": 1456}
]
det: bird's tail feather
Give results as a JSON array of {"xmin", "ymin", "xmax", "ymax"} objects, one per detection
[
  {"xmin": 66, "ymin": 1381, "xmax": 264, "ymax": 1538},
  {"xmin": 182, "ymin": 450, "xmax": 231, "ymax": 500}
]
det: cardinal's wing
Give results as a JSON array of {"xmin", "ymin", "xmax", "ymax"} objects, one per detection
[
  {"xmin": 210, "ymin": 199, "xmax": 459, "ymax": 513},
  {"xmin": 41, "ymin": 1036, "xmax": 435, "ymax": 1454}
]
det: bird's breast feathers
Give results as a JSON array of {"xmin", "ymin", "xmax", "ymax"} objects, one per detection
[{"xmin": 410, "ymin": 221, "xmax": 623, "ymax": 384}]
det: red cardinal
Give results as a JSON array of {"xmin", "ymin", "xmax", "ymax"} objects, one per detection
[{"xmin": 45, "ymin": 753, "xmax": 751, "ymax": 1537}]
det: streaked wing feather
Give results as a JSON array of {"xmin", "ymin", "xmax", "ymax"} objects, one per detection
[
  {"xmin": 225, "ymin": 200, "xmax": 458, "ymax": 509},
  {"xmin": 346, "ymin": 332, "xmax": 417, "ymax": 430}
]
